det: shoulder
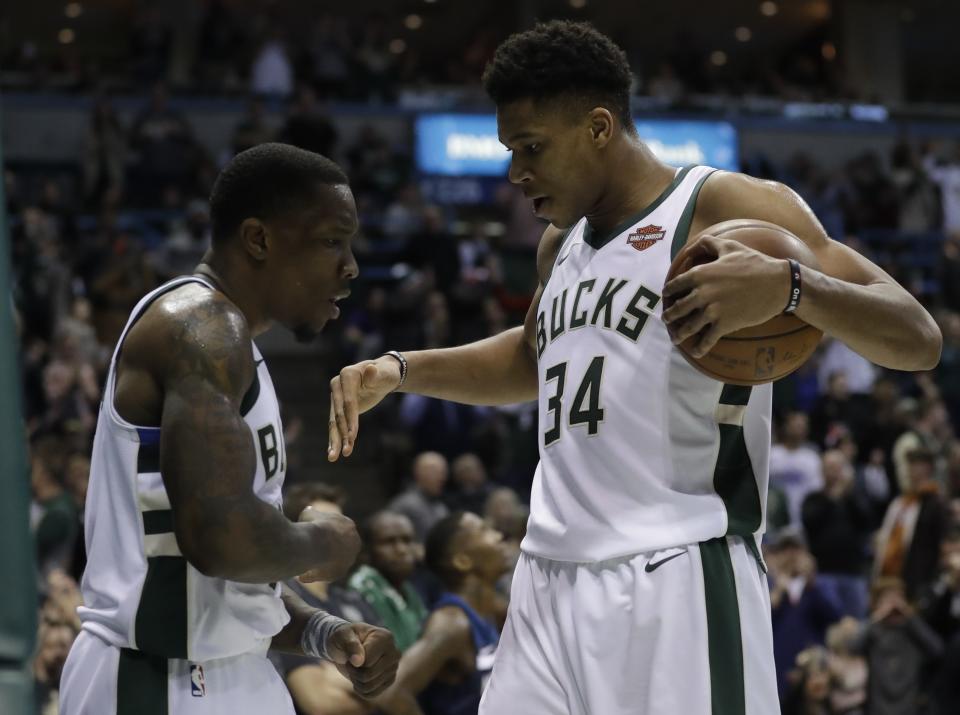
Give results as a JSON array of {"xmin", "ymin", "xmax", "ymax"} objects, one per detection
[
  {"xmin": 692, "ymin": 170, "xmax": 829, "ymax": 247},
  {"xmin": 423, "ymin": 605, "xmax": 472, "ymax": 649},
  {"xmin": 535, "ymin": 224, "xmax": 570, "ymax": 285},
  {"xmin": 124, "ymin": 283, "xmax": 256, "ymax": 402}
]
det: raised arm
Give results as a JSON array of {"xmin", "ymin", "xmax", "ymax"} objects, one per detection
[
  {"xmin": 327, "ymin": 224, "xmax": 565, "ymax": 460},
  {"xmin": 156, "ymin": 299, "xmax": 360, "ymax": 583},
  {"xmin": 662, "ymin": 172, "xmax": 942, "ymax": 370}
]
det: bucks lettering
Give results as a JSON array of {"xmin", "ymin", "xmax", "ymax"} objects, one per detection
[{"xmin": 536, "ymin": 277, "xmax": 661, "ymax": 358}]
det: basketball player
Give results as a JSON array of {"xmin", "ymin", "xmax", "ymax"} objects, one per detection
[
  {"xmin": 327, "ymin": 22, "xmax": 941, "ymax": 715},
  {"xmin": 60, "ymin": 144, "xmax": 400, "ymax": 714}
]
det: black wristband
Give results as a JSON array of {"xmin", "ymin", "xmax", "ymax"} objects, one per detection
[
  {"xmin": 784, "ymin": 259, "xmax": 802, "ymax": 314},
  {"xmin": 382, "ymin": 350, "xmax": 407, "ymax": 390}
]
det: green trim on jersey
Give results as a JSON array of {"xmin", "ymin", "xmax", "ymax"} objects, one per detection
[
  {"xmin": 142, "ymin": 509, "xmax": 173, "ymax": 535},
  {"xmin": 135, "ymin": 556, "xmax": 188, "ymax": 658},
  {"xmin": 541, "ymin": 226, "xmax": 574, "ymax": 288},
  {"xmin": 671, "ymin": 168, "xmax": 718, "ymax": 260},
  {"xmin": 239, "ymin": 370, "xmax": 261, "ymax": 417},
  {"xmin": 713, "ymin": 385, "xmax": 763, "ymax": 536},
  {"xmin": 700, "ymin": 538, "xmax": 746, "ymax": 715},
  {"xmin": 117, "ymin": 647, "xmax": 168, "ymax": 715},
  {"xmin": 583, "ymin": 165, "xmax": 693, "ymax": 250}
]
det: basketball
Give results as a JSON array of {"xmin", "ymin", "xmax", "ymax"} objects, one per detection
[{"xmin": 665, "ymin": 219, "xmax": 823, "ymax": 386}]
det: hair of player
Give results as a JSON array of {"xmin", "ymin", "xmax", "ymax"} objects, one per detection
[
  {"xmin": 209, "ymin": 142, "xmax": 349, "ymax": 245},
  {"xmin": 282, "ymin": 481, "xmax": 347, "ymax": 521},
  {"xmin": 482, "ymin": 20, "xmax": 636, "ymax": 134},
  {"xmin": 424, "ymin": 511, "xmax": 469, "ymax": 587}
]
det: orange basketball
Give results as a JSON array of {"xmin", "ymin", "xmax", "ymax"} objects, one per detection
[{"xmin": 665, "ymin": 219, "xmax": 823, "ymax": 386}]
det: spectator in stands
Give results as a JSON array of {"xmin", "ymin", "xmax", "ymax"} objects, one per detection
[
  {"xmin": 781, "ymin": 646, "xmax": 833, "ymax": 715},
  {"xmin": 923, "ymin": 141, "xmax": 960, "ymax": 237},
  {"xmin": 251, "ymin": 27, "xmax": 295, "ymax": 98},
  {"xmin": 875, "ymin": 449, "xmax": 950, "ymax": 600},
  {"xmin": 801, "ymin": 449, "xmax": 874, "ymax": 617},
  {"xmin": 30, "ymin": 359, "xmax": 96, "ymax": 441},
  {"xmin": 389, "ymin": 452, "xmax": 450, "ymax": 541},
  {"xmin": 770, "ymin": 529, "xmax": 844, "ymax": 696},
  {"xmin": 825, "ymin": 617, "xmax": 868, "ymax": 714},
  {"xmin": 934, "ymin": 312, "xmax": 960, "ymax": 426},
  {"xmin": 279, "ymin": 86, "xmax": 338, "ymax": 158},
  {"xmin": 349, "ymin": 511, "xmax": 428, "ymax": 652},
  {"xmin": 816, "ymin": 338, "xmax": 877, "ymax": 398},
  {"xmin": 230, "ymin": 97, "xmax": 275, "ymax": 156},
  {"xmin": 892, "ymin": 398, "xmax": 950, "ymax": 493},
  {"xmin": 33, "ymin": 619, "xmax": 78, "ymax": 715},
  {"xmin": 770, "ymin": 412, "xmax": 824, "ymax": 528},
  {"xmin": 890, "ymin": 141, "xmax": 941, "ymax": 232},
  {"xmin": 399, "ymin": 392, "xmax": 491, "ymax": 461},
  {"xmin": 129, "ymin": 84, "xmax": 199, "ymax": 206},
  {"xmin": 483, "ymin": 487, "xmax": 527, "ymax": 598},
  {"xmin": 81, "ymin": 97, "xmax": 126, "ymax": 209},
  {"xmin": 273, "ymin": 483, "xmax": 387, "ymax": 715},
  {"xmin": 809, "ymin": 370, "xmax": 871, "ymax": 448},
  {"xmin": 918, "ymin": 528, "xmax": 960, "ymax": 642},
  {"xmin": 377, "ymin": 512, "xmax": 508, "ymax": 714},
  {"xmin": 30, "ymin": 450, "xmax": 78, "ymax": 586},
  {"xmin": 151, "ymin": 198, "xmax": 211, "ymax": 280},
  {"xmin": 861, "ymin": 577, "xmax": 943, "ymax": 715},
  {"xmin": 445, "ymin": 454, "xmax": 494, "ymax": 516}
]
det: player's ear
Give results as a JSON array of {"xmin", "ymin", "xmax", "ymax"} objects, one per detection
[
  {"xmin": 587, "ymin": 107, "xmax": 614, "ymax": 149},
  {"xmin": 238, "ymin": 218, "xmax": 269, "ymax": 262}
]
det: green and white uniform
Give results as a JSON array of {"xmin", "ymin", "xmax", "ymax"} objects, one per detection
[
  {"xmin": 480, "ymin": 166, "xmax": 781, "ymax": 715},
  {"xmin": 60, "ymin": 276, "xmax": 294, "ymax": 714}
]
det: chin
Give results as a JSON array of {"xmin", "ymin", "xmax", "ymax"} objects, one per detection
[{"xmin": 292, "ymin": 323, "xmax": 324, "ymax": 344}]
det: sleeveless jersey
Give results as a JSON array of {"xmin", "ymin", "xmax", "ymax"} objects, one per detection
[
  {"xmin": 522, "ymin": 166, "xmax": 773, "ymax": 563},
  {"xmin": 77, "ymin": 276, "xmax": 290, "ymax": 661},
  {"xmin": 418, "ymin": 593, "xmax": 499, "ymax": 715}
]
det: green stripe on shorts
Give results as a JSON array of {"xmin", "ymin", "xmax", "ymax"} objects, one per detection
[
  {"xmin": 117, "ymin": 647, "xmax": 168, "ymax": 715},
  {"xmin": 135, "ymin": 556, "xmax": 188, "ymax": 658},
  {"xmin": 700, "ymin": 538, "xmax": 745, "ymax": 715}
]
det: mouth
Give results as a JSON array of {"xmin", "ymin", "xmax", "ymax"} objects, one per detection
[
  {"xmin": 531, "ymin": 196, "xmax": 548, "ymax": 215},
  {"xmin": 327, "ymin": 291, "xmax": 350, "ymax": 319}
]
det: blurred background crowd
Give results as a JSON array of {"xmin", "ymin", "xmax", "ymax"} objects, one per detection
[{"xmin": 7, "ymin": 1, "xmax": 960, "ymax": 714}]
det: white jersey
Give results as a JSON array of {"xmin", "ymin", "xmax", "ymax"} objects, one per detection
[
  {"xmin": 78, "ymin": 276, "xmax": 290, "ymax": 661},
  {"xmin": 522, "ymin": 166, "xmax": 773, "ymax": 563}
]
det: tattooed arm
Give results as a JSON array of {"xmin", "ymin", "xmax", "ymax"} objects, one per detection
[{"xmin": 151, "ymin": 294, "xmax": 360, "ymax": 583}]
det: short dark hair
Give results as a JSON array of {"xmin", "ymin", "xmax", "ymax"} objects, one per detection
[
  {"xmin": 482, "ymin": 21, "xmax": 635, "ymax": 132},
  {"xmin": 282, "ymin": 481, "xmax": 347, "ymax": 521},
  {"xmin": 424, "ymin": 511, "xmax": 468, "ymax": 587},
  {"xmin": 209, "ymin": 142, "xmax": 348, "ymax": 244}
]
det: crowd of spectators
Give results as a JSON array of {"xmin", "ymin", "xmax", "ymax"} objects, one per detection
[
  {"xmin": 11, "ymin": 73, "xmax": 960, "ymax": 713},
  {"xmin": 2, "ymin": 2, "xmax": 876, "ymax": 105}
]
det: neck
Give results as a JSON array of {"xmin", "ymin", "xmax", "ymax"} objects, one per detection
[
  {"xmin": 453, "ymin": 575, "xmax": 498, "ymax": 621},
  {"xmin": 195, "ymin": 252, "xmax": 272, "ymax": 336},
  {"xmin": 585, "ymin": 139, "xmax": 675, "ymax": 235}
]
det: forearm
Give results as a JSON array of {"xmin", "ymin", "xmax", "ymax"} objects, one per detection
[
  {"xmin": 398, "ymin": 327, "xmax": 537, "ymax": 405},
  {"xmin": 186, "ymin": 499, "xmax": 359, "ymax": 584},
  {"xmin": 794, "ymin": 266, "xmax": 942, "ymax": 371},
  {"xmin": 272, "ymin": 583, "xmax": 321, "ymax": 655}
]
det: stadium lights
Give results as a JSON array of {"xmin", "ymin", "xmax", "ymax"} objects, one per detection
[
  {"xmin": 58, "ymin": 28, "xmax": 75, "ymax": 44},
  {"xmin": 65, "ymin": 2, "xmax": 83, "ymax": 18},
  {"xmin": 405, "ymin": 14, "xmax": 423, "ymax": 30},
  {"xmin": 389, "ymin": 39, "xmax": 407, "ymax": 54},
  {"xmin": 735, "ymin": 26, "xmax": 752, "ymax": 42},
  {"xmin": 760, "ymin": 1, "xmax": 778, "ymax": 17},
  {"xmin": 569, "ymin": 0, "xmax": 588, "ymax": 8},
  {"xmin": 710, "ymin": 50, "xmax": 728, "ymax": 66}
]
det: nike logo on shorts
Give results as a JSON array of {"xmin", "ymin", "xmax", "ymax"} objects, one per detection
[{"xmin": 644, "ymin": 551, "xmax": 686, "ymax": 572}]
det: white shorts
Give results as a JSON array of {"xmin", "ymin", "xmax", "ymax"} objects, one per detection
[
  {"xmin": 59, "ymin": 630, "xmax": 294, "ymax": 715},
  {"xmin": 480, "ymin": 536, "xmax": 780, "ymax": 715}
]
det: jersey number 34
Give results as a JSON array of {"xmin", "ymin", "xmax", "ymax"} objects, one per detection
[{"xmin": 543, "ymin": 356, "xmax": 605, "ymax": 446}]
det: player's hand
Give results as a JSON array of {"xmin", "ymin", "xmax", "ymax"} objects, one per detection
[
  {"xmin": 328, "ymin": 357, "xmax": 403, "ymax": 461},
  {"xmin": 662, "ymin": 234, "xmax": 792, "ymax": 357},
  {"xmin": 328, "ymin": 622, "xmax": 401, "ymax": 698},
  {"xmin": 296, "ymin": 507, "xmax": 360, "ymax": 583}
]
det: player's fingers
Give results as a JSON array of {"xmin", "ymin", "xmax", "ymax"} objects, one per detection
[
  {"xmin": 327, "ymin": 402, "xmax": 343, "ymax": 462},
  {"xmin": 662, "ymin": 264, "xmax": 705, "ymax": 299},
  {"xmin": 328, "ymin": 625, "xmax": 366, "ymax": 667},
  {"xmin": 668, "ymin": 308, "xmax": 711, "ymax": 345},
  {"xmin": 690, "ymin": 320, "xmax": 726, "ymax": 358},
  {"xmin": 351, "ymin": 665, "xmax": 398, "ymax": 697},
  {"xmin": 661, "ymin": 288, "xmax": 702, "ymax": 324},
  {"xmin": 339, "ymin": 367, "xmax": 365, "ymax": 449},
  {"xmin": 329, "ymin": 376, "xmax": 351, "ymax": 454}
]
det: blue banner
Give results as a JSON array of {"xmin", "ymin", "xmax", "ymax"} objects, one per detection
[{"xmin": 415, "ymin": 114, "xmax": 739, "ymax": 176}]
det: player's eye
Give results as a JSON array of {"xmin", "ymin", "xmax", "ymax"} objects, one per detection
[{"xmin": 526, "ymin": 143, "xmax": 541, "ymax": 155}]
